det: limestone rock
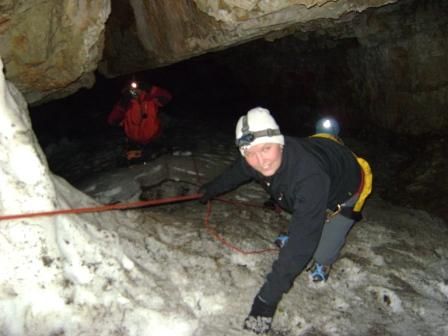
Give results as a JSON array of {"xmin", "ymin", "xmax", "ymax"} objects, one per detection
[
  {"xmin": 1, "ymin": 0, "xmax": 398, "ymax": 103},
  {"xmin": 0, "ymin": 0, "xmax": 110, "ymax": 104}
]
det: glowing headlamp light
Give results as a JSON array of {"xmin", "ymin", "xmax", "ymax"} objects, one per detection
[
  {"xmin": 129, "ymin": 81, "xmax": 139, "ymax": 97},
  {"xmin": 322, "ymin": 119, "xmax": 332, "ymax": 129}
]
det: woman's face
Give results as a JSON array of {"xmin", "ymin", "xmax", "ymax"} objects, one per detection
[{"xmin": 243, "ymin": 143, "xmax": 283, "ymax": 177}]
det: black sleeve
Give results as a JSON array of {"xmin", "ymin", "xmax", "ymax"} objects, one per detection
[
  {"xmin": 201, "ymin": 156, "xmax": 253, "ymax": 198},
  {"xmin": 258, "ymin": 173, "xmax": 329, "ymax": 305}
]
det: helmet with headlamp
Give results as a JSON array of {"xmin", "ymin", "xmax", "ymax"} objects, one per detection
[
  {"xmin": 235, "ymin": 107, "xmax": 284, "ymax": 155},
  {"xmin": 129, "ymin": 81, "xmax": 139, "ymax": 97},
  {"xmin": 315, "ymin": 117, "xmax": 340, "ymax": 136}
]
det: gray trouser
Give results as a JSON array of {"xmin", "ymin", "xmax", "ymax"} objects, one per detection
[{"xmin": 313, "ymin": 195, "xmax": 359, "ymax": 265}]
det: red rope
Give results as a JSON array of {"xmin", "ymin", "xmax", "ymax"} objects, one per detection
[
  {"xmin": 0, "ymin": 193, "xmax": 202, "ymax": 221},
  {"xmin": 192, "ymin": 154, "xmax": 278, "ymax": 254},
  {"xmin": 204, "ymin": 198, "xmax": 279, "ymax": 255},
  {"xmin": 1, "ymin": 153, "xmax": 280, "ymax": 255}
]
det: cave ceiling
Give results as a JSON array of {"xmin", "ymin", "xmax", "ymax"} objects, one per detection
[{"xmin": 0, "ymin": 0, "xmax": 399, "ymax": 104}]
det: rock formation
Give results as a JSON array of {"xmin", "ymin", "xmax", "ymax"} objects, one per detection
[{"xmin": 2, "ymin": 0, "xmax": 397, "ymax": 103}]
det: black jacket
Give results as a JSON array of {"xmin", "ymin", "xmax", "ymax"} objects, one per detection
[{"xmin": 204, "ymin": 136, "xmax": 361, "ymax": 305}]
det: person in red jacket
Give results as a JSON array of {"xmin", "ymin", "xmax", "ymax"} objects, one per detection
[{"xmin": 108, "ymin": 80, "xmax": 172, "ymax": 163}]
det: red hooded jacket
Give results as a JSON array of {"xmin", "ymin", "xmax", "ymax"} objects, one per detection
[{"xmin": 108, "ymin": 86, "xmax": 172, "ymax": 145}]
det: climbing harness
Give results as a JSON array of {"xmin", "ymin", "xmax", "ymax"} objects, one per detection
[
  {"xmin": 311, "ymin": 133, "xmax": 373, "ymax": 220},
  {"xmin": 325, "ymin": 204, "xmax": 343, "ymax": 221},
  {"xmin": 353, "ymin": 156, "xmax": 372, "ymax": 212}
]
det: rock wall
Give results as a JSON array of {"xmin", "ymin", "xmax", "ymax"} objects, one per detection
[
  {"xmin": 100, "ymin": 0, "xmax": 398, "ymax": 77},
  {"xmin": 350, "ymin": 0, "xmax": 448, "ymax": 135},
  {"xmin": 2, "ymin": 0, "xmax": 445, "ymax": 135},
  {"xmin": 202, "ymin": 0, "xmax": 448, "ymax": 135},
  {"xmin": 0, "ymin": 0, "xmax": 398, "ymax": 103},
  {"xmin": 0, "ymin": 0, "xmax": 110, "ymax": 104}
]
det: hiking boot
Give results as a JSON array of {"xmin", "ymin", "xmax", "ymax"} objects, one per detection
[
  {"xmin": 309, "ymin": 263, "xmax": 330, "ymax": 282},
  {"xmin": 126, "ymin": 149, "xmax": 143, "ymax": 160}
]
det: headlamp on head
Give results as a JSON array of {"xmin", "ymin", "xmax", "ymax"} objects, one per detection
[
  {"xmin": 315, "ymin": 117, "xmax": 340, "ymax": 136},
  {"xmin": 235, "ymin": 115, "xmax": 281, "ymax": 148},
  {"xmin": 129, "ymin": 81, "xmax": 139, "ymax": 97},
  {"xmin": 322, "ymin": 119, "xmax": 332, "ymax": 129},
  {"xmin": 235, "ymin": 132, "xmax": 255, "ymax": 147}
]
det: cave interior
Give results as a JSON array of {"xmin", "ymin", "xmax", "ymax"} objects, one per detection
[{"xmin": 28, "ymin": 0, "xmax": 448, "ymax": 223}]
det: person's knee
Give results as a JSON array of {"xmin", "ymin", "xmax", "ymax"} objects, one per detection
[{"xmin": 314, "ymin": 216, "xmax": 356, "ymax": 264}]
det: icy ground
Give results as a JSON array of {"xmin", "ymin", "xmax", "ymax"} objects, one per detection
[
  {"xmin": 2, "ymin": 57, "xmax": 447, "ymax": 335},
  {"xmin": 40, "ymin": 118, "xmax": 448, "ymax": 336}
]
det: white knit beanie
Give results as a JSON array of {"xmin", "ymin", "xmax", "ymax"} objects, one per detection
[{"xmin": 235, "ymin": 107, "xmax": 284, "ymax": 155}]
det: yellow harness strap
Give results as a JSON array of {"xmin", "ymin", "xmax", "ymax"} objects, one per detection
[
  {"xmin": 311, "ymin": 133, "xmax": 372, "ymax": 212},
  {"xmin": 353, "ymin": 157, "xmax": 372, "ymax": 211},
  {"xmin": 312, "ymin": 133, "xmax": 344, "ymax": 144}
]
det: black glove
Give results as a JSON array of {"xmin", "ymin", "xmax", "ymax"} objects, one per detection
[
  {"xmin": 243, "ymin": 296, "xmax": 277, "ymax": 334},
  {"xmin": 198, "ymin": 183, "xmax": 214, "ymax": 204}
]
